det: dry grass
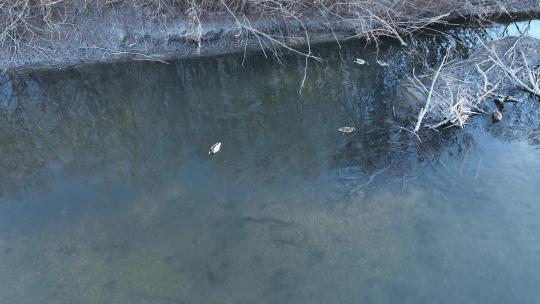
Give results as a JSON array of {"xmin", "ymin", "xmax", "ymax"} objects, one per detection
[
  {"xmin": 0, "ymin": 0, "xmax": 524, "ymax": 51},
  {"xmin": 0, "ymin": 0, "xmax": 65, "ymax": 48},
  {"xmin": 407, "ymin": 35, "xmax": 540, "ymax": 133},
  {"xmin": 481, "ymin": 36, "xmax": 540, "ymax": 96},
  {"xmin": 408, "ymin": 50, "xmax": 490, "ymax": 131}
]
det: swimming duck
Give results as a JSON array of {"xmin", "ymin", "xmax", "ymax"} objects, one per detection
[
  {"xmin": 504, "ymin": 95, "xmax": 519, "ymax": 102},
  {"xmin": 492, "ymin": 110, "xmax": 502, "ymax": 123},
  {"xmin": 209, "ymin": 142, "xmax": 222, "ymax": 154},
  {"xmin": 376, "ymin": 60, "xmax": 389, "ymax": 67},
  {"xmin": 354, "ymin": 58, "xmax": 367, "ymax": 65},
  {"xmin": 494, "ymin": 98, "xmax": 505, "ymax": 110},
  {"xmin": 338, "ymin": 127, "xmax": 356, "ymax": 134},
  {"xmin": 495, "ymin": 94, "xmax": 519, "ymax": 102}
]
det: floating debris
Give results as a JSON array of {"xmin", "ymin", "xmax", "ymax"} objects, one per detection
[
  {"xmin": 492, "ymin": 110, "xmax": 502, "ymax": 123},
  {"xmin": 354, "ymin": 58, "xmax": 367, "ymax": 65},
  {"xmin": 338, "ymin": 127, "xmax": 356, "ymax": 134},
  {"xmin": 376, "ymin": 60, "xmax": 389, "ymax": 67},
  {"xmin": 209, "ymin": 142, "xmax": 222, "ymax": 154}
]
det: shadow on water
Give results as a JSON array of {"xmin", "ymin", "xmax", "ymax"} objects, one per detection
[{"xmin": 0, "ymin": 21, "xmax": 540, "ymax": 304}]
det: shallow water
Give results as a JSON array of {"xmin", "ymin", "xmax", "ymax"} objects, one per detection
[
  {"xmin": 487, "ymin": 19, "xmax": 540, "ymax": 39},
  {"xmin": 1, "ymin": 23, "xmax": 540, "ymax": 304}
]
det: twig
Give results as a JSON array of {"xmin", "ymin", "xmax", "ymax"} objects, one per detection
[
  {"xmin": 350, "ymin": 166, "xmax": 390, "ymax": 194},
  {"xmin": 414, "ymin": 47, "xmax": 450, "ymax": 132},
  {"xmin": 80, "ymin": 45, "xmax": 169, "ymax": 64},
  {"xmin": 394, "ymin": 125, "xmax": 422, "ymax": 142}
]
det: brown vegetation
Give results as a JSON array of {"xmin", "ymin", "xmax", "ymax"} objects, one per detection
[
  {"xmin": 407, "ymin": 35, "xmax": 540, "ymax": 132},
  {"xmin": 0, "ymin": 0, "xmax": 528, "ymax": 52}
]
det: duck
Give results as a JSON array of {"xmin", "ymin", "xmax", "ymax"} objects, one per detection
[
  {"xmin": 209, "ymin": 142, "xmax": 222, "ymax": 155},
  {"xmin": 504, "ymin": 95, "xmax": 519, "ymax": 102},
  {"xmin": 492, "ymin": 110, "xmax": 502, "ymax": 123},
  {"xmin": 495, "ymin": 94, "xmax": 519, "ymax": 102},
  {"xmin": 494, "ymin": 98, "xmax": 505, "ymax": 110},
  {"xmin": 354, "ymin": 58, "xmax": 367, "ymax": 65},
  {"xmin": 338, "ymin": 127, "xmax": 356, "ymax": 134}
]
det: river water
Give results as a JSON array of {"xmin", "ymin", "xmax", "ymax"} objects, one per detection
[{"xmin": 0, "ymin": 22, "xmax": 540, "ymax": 304}]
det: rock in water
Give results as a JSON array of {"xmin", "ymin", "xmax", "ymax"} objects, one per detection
[{"xmin": 492, "ymin": 110, "xmax": 502, "ymax": 123}]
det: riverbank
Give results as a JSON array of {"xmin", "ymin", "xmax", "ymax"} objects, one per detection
[{"xmin": 1, "ymin": 0, "xmax": 540, "ymax": 72}]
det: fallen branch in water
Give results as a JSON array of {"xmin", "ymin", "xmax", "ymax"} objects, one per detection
[
  {"xmin": 479, "ymin": 36, "xmax": 540, "ymax": 97},
  {"xmin": 350, "ymin": 166, "xmax": 390, "ymax": 194},
  {"xmin": 406, "ymin": 34, "xmax": 540, "ymax": 132},
  {"xmin": 414, "ymin": 48, "xmax": 450, "ymax": 133}
]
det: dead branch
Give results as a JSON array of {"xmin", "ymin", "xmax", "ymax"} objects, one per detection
[{"xmin": 414, "ymin": 47, "xmax": 450, "ymax": 132}]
